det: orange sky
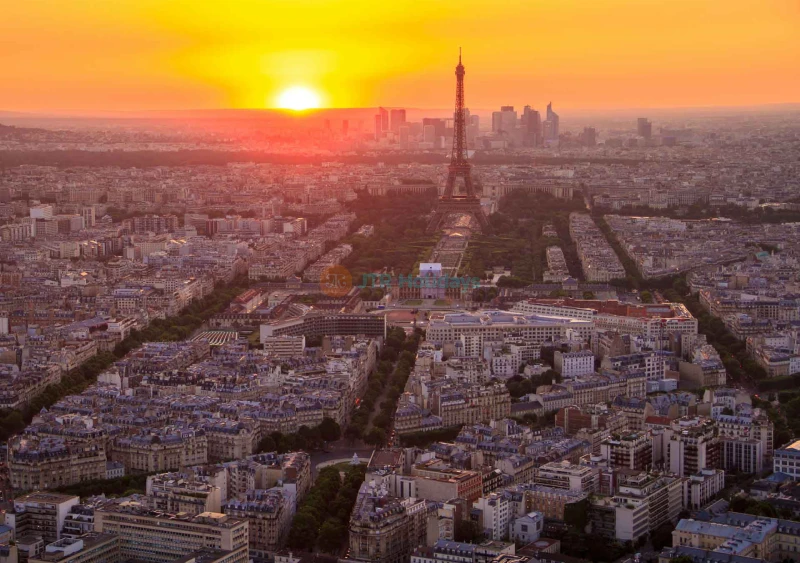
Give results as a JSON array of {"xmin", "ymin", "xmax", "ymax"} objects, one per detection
[{"xmin": 1, "ymin": 0, "xmax": 799, "ymax": 113}]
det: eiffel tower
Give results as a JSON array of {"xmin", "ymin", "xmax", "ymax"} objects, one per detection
[{"xmin": 427, "ymin": 49, "xmax": 490, "ymax": 233}]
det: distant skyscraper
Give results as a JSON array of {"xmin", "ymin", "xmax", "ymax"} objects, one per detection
[
  {"xmin": 390, "ymin": 109, "xmax": 406, "ymax": 132},
  {"xmin": 542, "ymin": 120, "xmax": 554, "ymax": 142},
  {"xmin": 492, "ymin": 106, "xmax": 517, "ymax": 133},
  {"xmin": 422, "ymin": 118, "xmax": 447, "ymax": 139},
  {"xmin": 637, "ymin": 118, "xmax": 652, "ymax": 139},
  {"xmin": 545, "ymin": 102, "xmax": 560, "ymax": 141},
  {"xmin": 522, "ymin": 105, "xmax": 542, "ymax": 146},
  {"xmin": 469, "ymin": 114, "xmax": 479, "ymax": 130},
  {"xmin": 423, "ymin": 124, "xmax": 436, "ymax": 144},
  {"xmin": 342, "ymin": 120, "xmax": 349, "ymax": 136},
  {"xmin": 378, "ymin": 107, "xmax": 389, "ymax": 132},
  {"xmin": 374, "ymin": 114, "xmax": 382, "ymax": 140},
  {"xmin": 399, "ymin": 125, "xmax": 410, "ymax": 147},
  {"xmin": 582, "ymin": 126, "xmax": 597, "ymax": 146}
]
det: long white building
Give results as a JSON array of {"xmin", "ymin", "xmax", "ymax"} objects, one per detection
[{"xmin": 426, "ymin": 311, "xmax": 593, "ymax": 356}]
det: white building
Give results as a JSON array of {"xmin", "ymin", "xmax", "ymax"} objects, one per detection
[
  {"xmin": 474, "ymin": 493, "xmax": 512, "ymax": 541},
  {"xmin": 774, "ymin": 440, "xmax": 800, "ymax": 479},
  {"xmin": 30, "ymin": 204, "xmax": 54, "ymax": 220},
  {"xmin": 509, "ymin": 512, "xmax": 544, "ymax": 545},
  {"xmin": 554, "ymin": 350, "xmax": 595, "ymax": 378},
  {"xmin": 688, "ymin": 468, "xmax": 725, "ymax": 509},
  {"xmin": 426, "ymin": 311, "xmax": 593, "ymax": 357}
]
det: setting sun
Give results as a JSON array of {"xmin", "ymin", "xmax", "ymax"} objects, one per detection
[{"xmin": 275, "ymin": 86, "xmax": 322, "ymax": 111}]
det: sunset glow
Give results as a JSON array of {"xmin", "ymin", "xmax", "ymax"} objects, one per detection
[
  {"xmin": 276, "ymin": 87, "xmax": 323, "ymax": 111},
  {"xmin": 0, "ymin": 0, "xmax": 798, "ymax": 112}
]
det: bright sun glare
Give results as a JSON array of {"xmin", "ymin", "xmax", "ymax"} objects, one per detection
[{"xmin": 276, "ymin": 86, "xmax": 321, "ymax": 110}]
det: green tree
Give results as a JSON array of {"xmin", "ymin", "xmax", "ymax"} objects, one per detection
[
  {"xmin": 364, "ymin": 427, "xmax": 386, "ymax": 446},
  {"xmin": 319, "ymin": 417, "xmax": 341, "ymax": 442},
  {"xmin": 286, "ymin": 511, "xmax": 319, "ymax": 549},
  {"xmin": 257, "ymin": 435, "xmax": 277, "ymax": 453},
  {"xmin": 318, "ymin": 519, "xmax": 346, "ymax": 554}
]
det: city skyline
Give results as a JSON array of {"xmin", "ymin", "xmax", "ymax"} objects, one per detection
[{"xmin": 1, "ymin": 0, "xmax": 799, "ymax": 113}]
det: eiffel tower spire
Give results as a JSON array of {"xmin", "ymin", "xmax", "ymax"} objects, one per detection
[
  {"xmin": 443, "ymin": 50, "xmax": 475, "ymax": 199},
  {"xmin": 427, "ymin": 51, "xmax": 489, "ymax": 233}
]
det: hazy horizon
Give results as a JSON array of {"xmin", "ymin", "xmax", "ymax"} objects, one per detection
[{"xmin": 3, "ymin": 101, "xmax": 800, "ymax": 121}]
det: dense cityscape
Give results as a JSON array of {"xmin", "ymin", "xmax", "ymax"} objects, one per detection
[{"xmin": 1, "ymin": 13, "xmax": 800, "ymax": 563}]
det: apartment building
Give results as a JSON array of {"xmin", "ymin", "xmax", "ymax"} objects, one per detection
[
  {"xmin": 130, "ymin": 214, "xmax": 179, "ymax": 234},
  {"xmin": 408, "ymin": 462, "xmax": 483, "ymax": 504},
  {"xmin": 679, "ymin": 345, "xmax": 728, "ymax": 388},
  {"xmin": 348, "ymin": 480, "xmax": 430, "ymax": 563},
  {"xmin": 145, "ymin": 472, "xmax": 223, "ymax": 514},
  {"xmin": 223, "ymin": 489, "xmax": 294, "ymax": 558},
  {"xmin": 668, "ymin": 417, "xmax": 721, "ymax": 477},
  {"xmin": 94, "ymin": 503, "xmax": 249, "ymax": 563},
  {"xmin": 600, "ymin": 431, "xmax": 653, "ymax": 471},
  {"xmin": 554, "ymin": 350, "xmax": 595, "ymax": 378},
  {"xmin": 774, "ymin": 439, "xmax": 800, "ymax": 479},
  {"xmin": 8, "ymin": 437, "xmax": 106, "ymax": 491},
  {"xmin": 204, "ymin": 420, "xmax": 257, "ymax": 463},
  {"xmin": 687, "ymin": 468, "xmax": 726, "ymax": 510},
  {"xmin": 557, "ymin": 404, "xmax": 629, "ymax": 455},
  {"xmin": 29, "ymin": 533, "xmax": 120, "ymax": 563},
  {"xmin": 110, "ymin": 429, "xmax": 208, "ymax": 474},
  {"xmin": 247, "ymin": 451, "xmax": 313, "ymax": 504},
  {"xmin": 612, "ymin": 472, "xmax": 683, "ymax": 542},
  {"xmin": 261, "ymin": 335, "xmax": 306, "ymax": 358},
  {"xmin": 716, "ymin": 411, "xmax": 774, "ymax": 463},
  {"xmin": 569, "ymin": 213, "xmax": 625, "ymax": 282},
  {"xmin": 474, "ymin": 493, "xmax": 512, "ymax": 541},
  {"xmin": 6, "ymin": 493, "xmax": 79, "ymax": 545},
  {"xmin": 673, "ymin": 516, "xmax": 775, "ymax": 561},
  {"xmin": 522, "ymin": 485, "xmax": 588, "ymax": 521},
  {"xmin": 535, "ymin": 461, "xmax": 599, "ymax": 494},
  {"xmin": 438, "ymin": 383, "xmax": 511, "ymax": 427}
]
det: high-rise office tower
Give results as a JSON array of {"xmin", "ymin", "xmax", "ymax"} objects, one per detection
[
  {"xmin": 422, "ymin": 118, "xmax": 447, "ymax": 139},
  {"xmin": 378, "ymin": 107, "xmax": 389, "ymax": 132},
  {"xmin": 423, "ymin": 124, "xmax": 436, "ymax": 144},
  {"xmin": 582, "ymin": 127, "xmax": 597, "ymax": 146},
  {"xmin": 390, "ymin": 109, "xmax": 406, "ymax": 132},
  {"xmin": 374, "ymin": 114, "xmax": 382, "ymax": 140},
  {"xmin": 522, "ymin": 105, "xmax": 542, "ymax": 147},
  {"xmin": 542, "ymin": 120, "xmax": 554, "ymax": 142},
  {"xmin": 399, "ymin": 125, "xmax": 410, "ymax": 147},
  {"xmin": 637, "ymin": 118, "xmax": 652, "ymax": 139},
  {"xmin": 492, "ymin": 106, "xmax": 517, "ymax": 133},
  {"xmin": 545, "ymin": 102, "xmax": 560, "ymax": 140}
]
